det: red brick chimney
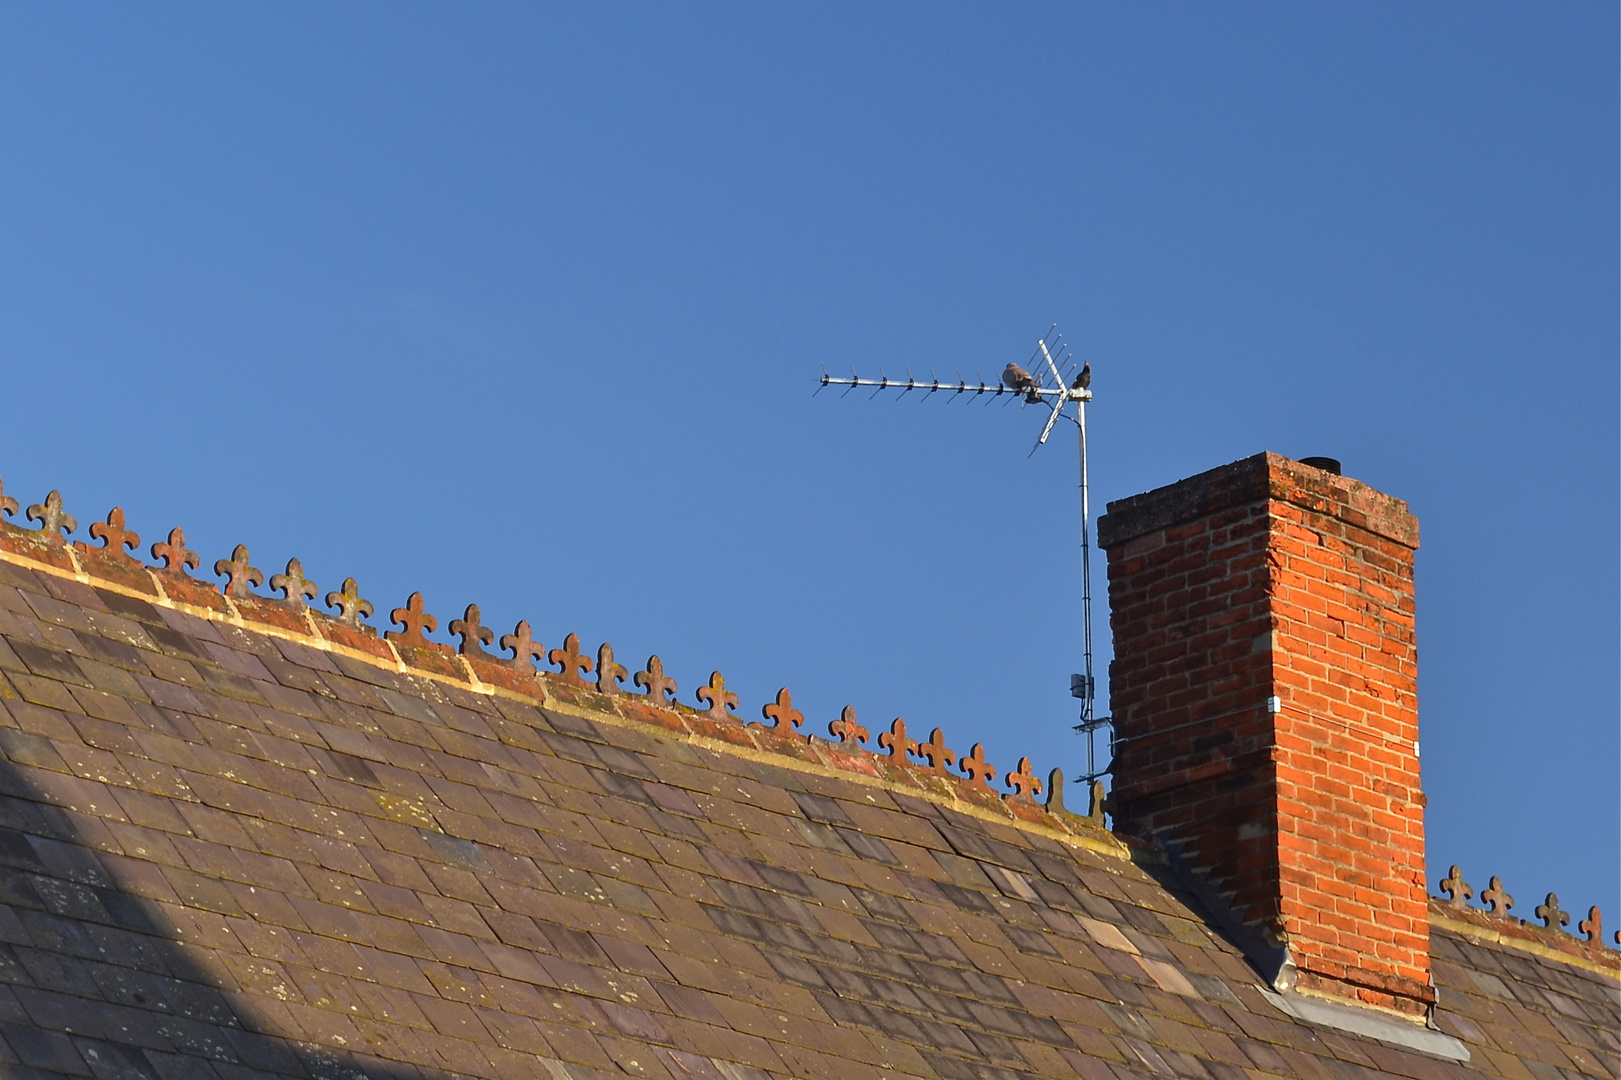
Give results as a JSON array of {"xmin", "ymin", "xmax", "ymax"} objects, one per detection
[{"xmin": 1098, "ymin": 453, "xmax": 1431, "ymax": 1016}]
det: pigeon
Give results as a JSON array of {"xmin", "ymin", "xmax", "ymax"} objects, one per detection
[
  {"xmin": 1002, "ymin": 362, "xmax": 1036, "ymax": 393},
  {"xmin": 1072, "ymin": 363, "xmax": 1092, "ymax": 391}
]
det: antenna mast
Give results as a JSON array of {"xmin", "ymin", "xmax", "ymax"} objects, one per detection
[{"xmin": 818, "ymin": 326, "xmax": 1112, "ymax": 783}]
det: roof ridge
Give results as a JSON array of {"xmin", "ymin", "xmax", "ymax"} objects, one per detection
[
  {"xmin": 1427, "ymin": 895, "xmax": 1620, "ymax": 977},
  {"xmin": 10, "ymin": 479, "xmax": 1614, "ymax": 956},
  {"xmin": 0, "ymin": 479, "xmax": 1132, "ymax": 862}
]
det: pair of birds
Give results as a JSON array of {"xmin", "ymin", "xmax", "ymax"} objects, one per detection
[{"xmin": 1001, "ymin": 360, "xmax": 1090, "ymax": 402}]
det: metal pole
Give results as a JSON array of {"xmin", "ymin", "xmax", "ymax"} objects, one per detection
[{"xmin": 1077, "ymin": 398, "xmax": 1096, "ymax": 777}]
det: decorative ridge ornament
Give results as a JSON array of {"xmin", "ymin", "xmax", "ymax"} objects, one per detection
[
  {"xmin": 386, "ymin": 592, "xmax": 438, "ymax": 648},
  {"xmin": 878, "ymin": 718, "xmax": 915, "ymax": 760},
  {"xmin": 696, "ymin": 671, "xmax": 737, "ymax": 721},
  {"xmin": 0, "ymin": 480, "xmax": 17, "ymax": 519},
  {"xmin": 88, "ymin": 508, "xmax": 141, "ymax": 561},
  {"xmin": 1003, "ymin": 758, "xmax": 1043, "ymax": 803},
  {"xmin": 829, "ymin": 706, "xmax": 868, "ymax": 746},
  {"xmin": 151, "ymin": 528, "xmax": 200, "ymax": 577},
  {"xmin": 214, "ymin": 545, "xmax": 264, "ymax": 600},
  {"xmin": 449, "ymin": 604, "xmax": 495, "ymax": 660},
  {"xmin": 759, "ymin": 688, "xmax": 804, "ymax": 736},
  {"xmin": 325, "ymin": 578, "xmax": 374, "ymax": 625},
  {"xmin": 499, "ymin": 621, "xmax": 545, "ymax": 670},
  {"xmin": 634, "ymin": 655, "xmax": 677, "ymax": 704},
  {"xmin": 26, "ymin": 491, "xmax": 76, "ymax": 545},
  {"xmin": 958, "ymin": 743, "xmax": 997, "ymax": 792},
  {"xmin": 269, "ymin": 559, "xmax": 318, "ymax": 609},
  {"xmin": 1044, "ymin": 768, "xmax": 1069, "ymax": 815},
  {"xmin": 1439, "ymin": 866, "xmax": 1473, "ymax": 908},
  {"xmin": 915, "ymin": 727, "xmax": 956, "ymax": 775},
  {"xmin": 595, "ymin": 643, "xmax": 628, "ymax": 695},
  {"xmin": 1578, "ymin": 907, "xmax": 1602, "ymax": 950},
  {"xmin": 1533, "ymin": 893, "xmax": 1570, "ymax": 933},
  {"xmin": 549, "ymin": 633, "xmax": 593, "ymax": 685},
  {"xmin": 1481, "ymin": 876, "xmax": 1514, "ymax": 917},
  {"xmin": 1086, "ymin": 779, "xmax": 1110, "ymax": 824}
]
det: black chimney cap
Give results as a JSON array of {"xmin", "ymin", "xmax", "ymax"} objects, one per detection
[{"xmin": 1300, "ymin": 456, "xmax": 1342, "ymax": 475}]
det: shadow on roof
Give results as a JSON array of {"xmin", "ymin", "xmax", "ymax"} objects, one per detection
[{"xmin": 0, "ymin": 754, "xmax": 414, "ymax": 1080}]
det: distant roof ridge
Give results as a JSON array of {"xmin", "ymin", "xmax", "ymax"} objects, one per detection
[
  {"xmin": 1430, "ymin": 876, "xmax": 1620, "ymax": 977},
  {"xmin": 0, "ymin": 478, "xmax": 1131, "ymax": 861}
]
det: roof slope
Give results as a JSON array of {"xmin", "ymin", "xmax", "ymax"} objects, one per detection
[{"xmin": 0, "ymin": 533, "xmax": 1612, "ymax": 1078}]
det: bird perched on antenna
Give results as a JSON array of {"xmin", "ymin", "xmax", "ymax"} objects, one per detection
[
  {"xmin": 1002, "ymin": 362, "xmax": 1042, "ymax": 403},
  {"xmin": 1072, "ymin": 363, "xmax": 1091, "ymax": 391}
]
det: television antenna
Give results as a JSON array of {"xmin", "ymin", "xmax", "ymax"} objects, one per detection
[{"xmin": 817, "ymin": 326, "xmax": 1113, "ymax": 784}]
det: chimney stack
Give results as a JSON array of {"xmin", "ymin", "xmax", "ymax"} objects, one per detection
[{"xmin": 1098, "ymin": 453, "xmax": 1430, "ymax": 1016}]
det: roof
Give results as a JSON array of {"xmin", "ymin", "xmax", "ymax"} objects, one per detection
[{"xmin": 0, "ymin": 490, "xmax": 1614, "ymax": 1080}]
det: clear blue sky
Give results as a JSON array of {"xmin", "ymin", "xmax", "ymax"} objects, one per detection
[{"xmin": 1, "ymin": 7, "xmax": 1615, "ymax": 927}]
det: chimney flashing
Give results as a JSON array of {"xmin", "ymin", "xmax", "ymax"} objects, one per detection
[{"xmin": 1261, "ymin": 990, "xmax": 1470, "ymax": 1062}]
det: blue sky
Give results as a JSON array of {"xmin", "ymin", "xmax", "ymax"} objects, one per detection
[{"xmin": 0, "ymin": 6, "xmax": 1615, "ymax": 926}]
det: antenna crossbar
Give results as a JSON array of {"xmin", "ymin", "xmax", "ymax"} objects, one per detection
[{"xmin": 818, "ymin": 370, "xmax": 1093, "ymax": 404}]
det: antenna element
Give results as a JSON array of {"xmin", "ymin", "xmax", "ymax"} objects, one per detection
[{"xmin": 818, "ymin": 326, "xmax": 1112, "ymax": 783}]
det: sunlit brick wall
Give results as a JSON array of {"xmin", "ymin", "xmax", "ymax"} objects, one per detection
[{"xmin": 1100, "ymin": 452, "xmax": 1430, "ymax": 1016}]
